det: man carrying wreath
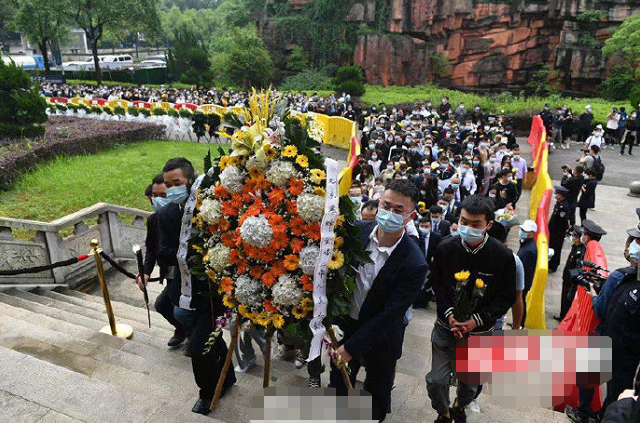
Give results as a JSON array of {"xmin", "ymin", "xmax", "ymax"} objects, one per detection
[
  {"xmin": 426, "ymin": 194, "xmax": 516, "ymax": 423},
  {"xmin": 330, "ymin": 179, "xmax": 429, "ymax": 422}
]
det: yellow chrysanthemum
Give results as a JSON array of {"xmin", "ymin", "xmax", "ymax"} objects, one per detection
[
  {"xmin": 228, "ymin": 156, "xmax": 240, "ymax": 166},
  {"xmin": 282, "ymin": 145, "xmax": 298, "ymax": 158},
  {"xmin": 296, "ymin": 155, "xmax": 309, "ymax": 168},
  {"xmin": 238, "ymin": 304, "xmax": 248, "ymax": 316},
  {"xmin": 271, "ymin": 313, "xmax": 285, "ymax": 329},
  {"xmin": 292, "ymin": 306, "xmax": 307, "ymax": 319},
  {"xmin": 254, "ymin": 312, "xmax": 270, "ymax": 326},
  {"xmin": 314, "ymin": 187, "xmax": 326, "ymax": 197},
  {"xmin": 336, "ymin": 215, "xmax": 345, "ymax": 227},
  {"xmin": 218, "ymin": 156, "xmax": 229, "ymax": 170},
  {"xmin": 328, "ymin": 251, "xmax": 345, "ymax": 270},
  {"xmin": 203, "ymin": 250, "xmax": 210, "ymax": 263},
  {"xmin": 192, "ymin": 244, "xmax": 203, "ymax": 253},
  {"xmin": 301, "ymin": 297, "xmax": 314, "ymax": 311},
  {"xmin": 248, "ymin": 168, "xmax": 262, "ymax": 179},
  {"xmin": 475, "ymin": 278, "xmax": 485, "ymax": 289},
  {"xmin": 454, "ymin": 271, "xmax": 471, "ymax": 282},
  {"xmin": 418, "ymin": 201, "xmax": 426, "ymax": 212},
  {"xmin": 263, "ymin": 144, "xmax": 277, "ymax": 160},
  {"xmin": 333, "ymin": 236, "xmax": 344, "ymax": 249},
  {"xmin": 310, "ymin": 169, "xmax": 326, "ymax": 184},
  {"xmin": 222, "ymin": 295, "xmax": 237, "ymax": 309},
  {"xmin": 205, "ymin": 268, "xmax": 216, "ymax": 281}
]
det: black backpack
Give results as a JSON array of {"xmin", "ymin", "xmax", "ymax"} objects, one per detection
[{"xmin": 592, "ymin": 156, "xmax": 605, "ymax": 181}]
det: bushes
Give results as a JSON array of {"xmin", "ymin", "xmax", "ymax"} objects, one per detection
[
  {"xmin": 629, "ymin": 86, "xmax": 640, "ymax": 111},
  {"xmin": 0, "ymin": 116, "xmax": 163, "ymax": 190},
  {"xmin": 280, "ymin": 70, "xmax": 333, "ymax": 92},
  {"xmin": 0, "ymin": 123, "xmax": 45, "ymax": 140},
  {"xmin": 0, "ymin": 60, "xmax": 47, "ymax": 140},
  {"xmin": 332, "ymin": 65, "xmax": 365, "ymax": 97},
  {"xmin": 151, "ymin": 107, "xmax": 167, "ymax": 116},
  {"xmin": 168, "ymin": 108, "xmax": 180, "ymax": 118},
  {"xmin": 599, "ymin": 67, "xmax": 636, "ymax": 101},
  {"xmin": 127, "ymin": 105, "xmax": 139, "ymax": 116}
]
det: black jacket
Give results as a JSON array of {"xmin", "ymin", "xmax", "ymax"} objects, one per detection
[
  {"xmin": 155, "ymin": 202, "xmax": 183, "ymax": 305},
  {"xmin": 432, "ymin": 218, "xmax": 451, "ymax": 238},
  {"xmin": 344, "ymin": 221, "xmax": 428, "ymax": 360},
  {"xmin": 549, "ymin": 198, "xmax": 571, "ymax": 234},
  {"xmin": 561, "ymin": 174, "xmax": 585, "ymax": 204},
  {"xmin": 517, "ymin": 238, "xmax": 538, "ymax": 292},
  {"xmin": 143, "ymin": 212, "xmax": 160, "ymax": 276},
  {"xmin": 431, "ymin": 235, "xmax": 516, "ymax": 332},
  {"xmin": 419, "ymin": 230, "xmax": 442, "ymax": 264},
  {"xmin": 578, "ymin": 179, "xmax": 598, "ymax": 209}
]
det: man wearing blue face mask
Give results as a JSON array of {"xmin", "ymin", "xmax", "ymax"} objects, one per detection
[
  {"xmin": 427, "ymin": 195, "xmax": 516, "ymax": 423},
  {"xmin": 330, "ymin": 179, "xmax": 428, "ymax": 422}
]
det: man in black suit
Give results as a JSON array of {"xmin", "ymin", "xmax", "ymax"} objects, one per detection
[
  {"xmin": 437, "ymin": 196, "xmax": 458, "ymax": 225},
  {"xmin": 330, "ymin": 179, "xmax": 429, "ymax": 422},
  {"xmin": 429, "ymin": 205, "xmax": 451, "ymax": 237},
  {"xmin": 413, "ymin": 216, "xmax": 442, "ymax": 309}
]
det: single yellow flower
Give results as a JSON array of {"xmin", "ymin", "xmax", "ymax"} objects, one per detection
[
  {"xmin": 203, "ymin": 250, "xmax": 210, "ymax": 263},
  {"xmin": 222, "ymin": 295, "xmax": 237, "ymax": 309},
  {"xmin": 271, "ymin": 313, "xmax": 285, "ymax": 329},
  {"xmin": 418, "ymin": 201, "xmax": 426, "ymax": 212},
  {"xmin": 454, "ymin": 271, "xmax": 470, "ymax": 282},
  {"xmin": 328, "ymin": 251, "xmax": 345, "ymax": 270},
  {"xmin": 263, "ymin": 144, "xmax": 277, "ymax": 160},
  {"xmin": 228, "ymin": 156, "xmax": 240, "ymax": 166},
  {"xmin": 301, "ymin": 297, "xmax": 314, "ymax": 311},
  {"xmin": 292, "ymin": 306, "xmax": 307, "ymax": 319},
  {"xmin": 333, "ymin": 236, "xmax": 344, "ymax": 249},
  {"xmin": 336, "ymin": 215, "xmax": 345, "ymax": 227},
  {"xmin": 310, "ymin": 169, "xmax": 326, "ymax": 184},
  {"xmin": 314, "ymin": 187, "xmax": 326, "ymax": 197},
  {"xmin": 475, "ymin": 278, "xmax": 485, "ymax": 289},
  {"xmin": 238, "ymin": 304, "xmax": 248, "ymax": 316},
  {"xmin": 296, "ymin": 154, "xmax": 309, "ymax": 168},
  {"xmin": 255, "ymin": 312, "xmax": 270, "ymax": 326},
  {"xmin": 248, "ymin": 167, "xmax": 262, "ymax": 179},
  {"xmin": 282, "ymin": 145, "xmax": 298, "ymax": 158},
  {"xmin": 205, "ymin": 268, "xmax": 216, "ymax": 281}
]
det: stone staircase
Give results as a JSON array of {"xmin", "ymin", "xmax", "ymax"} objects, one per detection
[{"xmin": 0, "ymin": 285, "xmax": 566, "ymax": 423}]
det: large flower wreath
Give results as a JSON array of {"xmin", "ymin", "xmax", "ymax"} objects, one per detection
[{"xmin": 188, "ymin": 90, "xmax": 367, "ymax": 345}]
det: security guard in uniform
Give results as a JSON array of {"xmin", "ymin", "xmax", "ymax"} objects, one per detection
[
  {"xmin": 548, "ymin": 186, "xmax": 571, "ymax": 273},
  {"xmin": 555, "ymin": 225, "xmax": 586, "ymax": 321}
]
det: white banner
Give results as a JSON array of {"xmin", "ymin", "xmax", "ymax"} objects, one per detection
[
  {"xmin": 308, "ymin": 158, "xmax": 340, "ymax": 362},
  {"xmin": 177, "ymin": 174, "xmax": 205, "ymax": 311}
]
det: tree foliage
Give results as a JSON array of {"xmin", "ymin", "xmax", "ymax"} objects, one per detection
[
  {"xmin": 603, "ymin": 15, "xmax": 640, "ymax": 81},
  {"xmin": 166, "ymin": 26, "xmax": 212, "ymax": 85},
  {"xmin": 0, "ymin": 60, "xmax": 47, "ymax": 139},
  {"xmin": 218, "ymin": 28, "xmax": 273, "ymax": 88},
  {"xmin": 332, "ymin": 65, "xmax": 365, "ymax": 97}
]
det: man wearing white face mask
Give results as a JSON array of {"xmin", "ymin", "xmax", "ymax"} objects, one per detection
[
  {"xmin": 330, "ymin": 179, "xmax": 428, "ymax": 422},
  {"xmin": 427, "ymin": 195, "xmax": 516, "ymax": 423}
]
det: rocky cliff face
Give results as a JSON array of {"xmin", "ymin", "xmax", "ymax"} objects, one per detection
[{"xmin": 265, "ymin": 0, "xmax": 640, "ymax": 92}]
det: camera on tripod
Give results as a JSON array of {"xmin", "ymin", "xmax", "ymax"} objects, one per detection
[{"xmin": 569, "ymin": 260, "xmax": 610, "ymax": 293}]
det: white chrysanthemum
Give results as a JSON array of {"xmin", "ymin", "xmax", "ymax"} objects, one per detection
[
  {"xmin": 296, "ymin": 193, "xmax": 325, "ymax": 223},
  {"xmin": 208, "ymin": 244, "xmax": 231, "ymax": 271},
  {"xmin": 299, "ymin": 245, "xmax": 320, "ymax": 275},
  {"xmin": 272, "ymin": 275, "xmax": 303, "ymax": 307},
  {"xmin": 265, "ymin": 161, "xmax": 297, "ymax": 186},
  {"xmin": 245, "ymin": 154, "xmax": 268, "ymax": 171},
  {"xmin": 199, "ymin": 198, "xmax": 221, "ymax": 225},
  {"xmin": 235, "ymin": 275, "xmax": 264, "ymax": 308},
  {"xmin": 239, "ymin": 215, "xmax": 273, "ymax": 248},
  {"xmin": 219, "ymin": 166, "xmax": 245, "ymax": 193}
]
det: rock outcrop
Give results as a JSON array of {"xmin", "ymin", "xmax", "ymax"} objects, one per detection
[{"xmin": 262, "ymin": 0, "xmax": 640, "ymax": 92}]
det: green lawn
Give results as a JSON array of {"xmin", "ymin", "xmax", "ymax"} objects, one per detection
[{"xmin": 0, "ymin": 140, "xmax": 226, "ymax": 222}]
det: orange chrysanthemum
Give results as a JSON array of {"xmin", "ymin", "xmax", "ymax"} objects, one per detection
[
  {"xmin": 271, "ymin": 260, "xmax": 286, "ymax": 278},
  {"xmin": 267, "ymin": 188, "xmax": 285, "ymax": 205},
  {"xmin": 290, "ymin": 238, "xmax": 304, "ymax": 253},
  {"xmin": 306, "ymin": 222, "xmax": 321, "ymax": 241},
  {"xmin": 214, "ymin": 185, "xmax": 229, "ymax": 199},
  {"xmin": 290, "ymin": 217, "xmax": 306, "ymax": 236},
  {"xmin": 237, "ymin": 259, "xmax": 249, "ymax": 274},
  {"xmin": 285, "ymin": 200, "xmax": 297, "ymax": 215},
  {"xmin": 229, "ymin": 249, "xmax": 242, "ymax": 264},
  {"xmin": 218, "ymin": 218, "xmax": 230, "ymax": 231},
  {"xmin": 248, "ymin": 168, "xmax": 262, "ymax": 179},
  {"xmin": 221, "ymin": 200, "xmax": 240, "ymax": 217},
  {"xmin": 300, "ymin": 274, "xmax": 314, "ymax": 291},
  {"xmin": 264, "ymin": 299, "xmax": 277, "ymax": 313},
  {"xmin": 288, "ymin": 178, "xmax": 304, "ymax": 196},
  {"xmin": 264, "ymin": 212, "xmax": 287, "ymax": 233},
  {"xmin": 221, "ymin": 277, "xmax": 234, "ymax": 293},
  {"xmin": 271, "ymin": 230, "xmax": 289, "ymax": 250},
  {"xmin": 221, "ymin": 231, "xmax": 237, "ymax": 248},
  {"xmin": 250, "ymin": 266, "xmax": 265, "ymax": 279},
  {"xmin": 262, "ymin": 271, "xmax": 276, "ymax": 287},
  {"xmin": 284, "ymin": 254, "xmax": 299, "ymax": 271}
]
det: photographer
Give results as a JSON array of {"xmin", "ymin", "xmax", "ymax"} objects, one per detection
[
  {"xmin": 561, "ymin": 165, "xmax": 585, "ymax": 227},
  {"xmin": 566, "ymin": 226, "xmax": 640, "ymax": 422}
]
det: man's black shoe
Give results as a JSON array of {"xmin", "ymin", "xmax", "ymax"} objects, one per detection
[
  {"xmin": 434, "ymin": 415, "xmax": 451, "ymax": 423},
  {"xmin": 565, "ymin": 405, "xmax": 589, "ymax": 423},
  {"xmin": 450, "ymin": 405, "xmax": 467, "ymax": 423},
  {"xmin": 192, "ymin": 397, "xmax": 212, "ymax": 415},
  {"xmin": 167, "ymin": 330, "xmax": 186, "ymax": 347}
]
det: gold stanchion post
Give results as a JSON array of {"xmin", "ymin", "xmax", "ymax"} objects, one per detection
[{"xmin": 90, "ymin": 239, "xmax": 133, "ymax": 339}]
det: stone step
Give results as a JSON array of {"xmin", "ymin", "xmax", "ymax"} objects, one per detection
[
  {"xmin": 0, "ymin": 388, "xmax": 85, "ymax": 423},
  {"xmin": 0, "ymin": 314, "xmax": 195, "ymax": 395},
  {"xmin": 5, "ymin": 288, "xmax": 173, "ymax": 342},
  {"xmin": 0, "ymin": 292, "xmax": 170, "ymax": 351},
  {"xmin": 42, "ymin": 286, "xmax": 176, "ymax": 332},
  {"xmin": 0, "ymin": 345, "xmax": 193, "ymax": 423},
  {"xmin": 0, "ymin": 299, "xmax": 192, "ymax": 373}
]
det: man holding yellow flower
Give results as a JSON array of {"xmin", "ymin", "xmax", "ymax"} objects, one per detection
[{"xmin": 426, "ymin": 194, "xmax": 516, "ymax": 423}]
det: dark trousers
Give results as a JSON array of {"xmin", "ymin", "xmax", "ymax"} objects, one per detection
[
  {"xmin": 329, "ymin": 318, "xmax": 396, "ymax": 422},
  {"xmin": 154, "ymin": 282, "xmax": 184, "ymax": 334},
  {"xmin": 548, "ymin": 232, "xmax": 565, "ymax": 272},
  {"xmin": 579, "ymin": 206, "xmax": 588, "ymax": 223},
  {"xmin": 621, "ymin": 131, "xmax": 634, "ymax": 154},
  {"xmin": 560, "ymin": 275, "xmax": 574, "ymax": 319},
  {"xmin": 568, "ymin": 201, "xmax": 577, "ymax": 227}
]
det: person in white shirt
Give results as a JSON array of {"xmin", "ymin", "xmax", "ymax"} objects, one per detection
[
  {"xmin": 460, "ymin": 162, "xmax": 477, "ymax": 196},
  {"xmin": 584, "ymin": 125, "xmax": 604, "ymax": 150},
  {"xmin": 605, "ymin": 107, "xmax": 620, "ymax": 149},
  {"xmin": 368, "ymin": 153, "xmax": 382, "ymax": 178}
]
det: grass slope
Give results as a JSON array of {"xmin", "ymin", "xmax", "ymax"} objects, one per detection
[{"xmin": 0, "ymin": 140, "xmax": 226, "ymax": 222}]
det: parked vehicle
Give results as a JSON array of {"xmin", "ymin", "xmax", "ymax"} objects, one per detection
[
  {"xmin": 139, "ymin": 59, "xmax": 166, "ymax": 68},
  {"xmin": 2, "ymin": 55, "xmax": 38, "ymax": 69}
]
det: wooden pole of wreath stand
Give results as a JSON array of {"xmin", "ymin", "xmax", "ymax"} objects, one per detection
[
  {"xmin": 210, "ymin": 317, "xmax": 240, "ymax": 412},
  {"xmin": 327, "ymin": 326, "xmax": 353, "ymax": 389},
  {"xmin": 263, "ymin": 325, "xmax": 276, "ymax": 388}
]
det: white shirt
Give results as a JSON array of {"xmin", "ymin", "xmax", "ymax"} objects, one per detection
[
  {"xmin": 585, "ymin": 134, "xmax": 603, "ymax": 149},
  {"xmin": 349, "ymin": 226, "xmax": 404, "ymax": 319}
]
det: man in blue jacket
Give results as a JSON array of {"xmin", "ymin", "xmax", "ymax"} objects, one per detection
[{"xmin": 330, "ymin": 179, "xmax": 429, "ymax": 422}]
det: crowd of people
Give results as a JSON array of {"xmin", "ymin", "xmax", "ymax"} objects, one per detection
[{"xmin": 132, "ymin": 93, "xmax": 640, "ymax": 423}]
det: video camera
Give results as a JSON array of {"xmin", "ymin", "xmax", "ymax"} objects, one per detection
[{"xmin": 569, "ymin": 260, "xmax": 609, "ymax": 293}]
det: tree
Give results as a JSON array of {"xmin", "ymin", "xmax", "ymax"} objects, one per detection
[
  {"xmin": 65, "ymin": 0, "xmax": 160, "ymax": 84},
  {"xmin": 13, "ymin": 0, "xmax": 68, "ymax": 74},
  {"xmin": 0, "ymin": 0, "xmax": 17, "ymax": 41},
  {"xmin": 166, "ymin": 25, "xmax": 212, "ymax": 85},
  {"xmin": 603, "ymin": 15, "xmax": 640, "ymax": 81},
  {"xmin": 332, "ymin": 65, "xmax": 365, "ymax": 97},
  {"xmin": 0, "ymin": 59, "xmax": 47, "ymax": 139},
  {"xmin": 220, "ymin": 28, "xmax": 273, "ymax": 88}
]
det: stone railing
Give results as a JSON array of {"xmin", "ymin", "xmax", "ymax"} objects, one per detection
[{"xmin": 0, "ymin": 203, "xmax": 150, "ymax": 288}]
